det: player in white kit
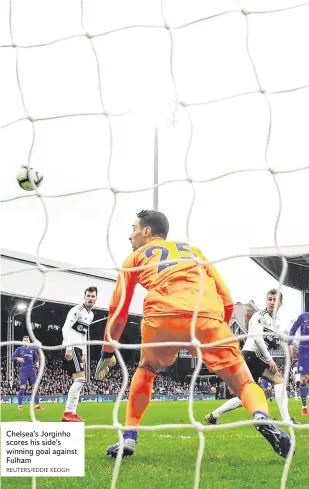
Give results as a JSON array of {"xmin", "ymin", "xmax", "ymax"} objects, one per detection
[
  {"xmin": 205, "ymin": 289, "xmax": 299, "ymax": 425},
  {"xmin": 61, "ymin": 287, "xmax": 97, "ymax": 422},
  {"xmin": 292, "ymin": 365, "xmax": 301, "ymax": 400}
]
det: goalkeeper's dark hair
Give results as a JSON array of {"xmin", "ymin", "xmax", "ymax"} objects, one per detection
[
  {"xmin": 84, "ymin": 286, "xmax": 98, "ymax": 295},
  {"xmin": 23, "ymin": 335, "xmax": 30, "ymax": 340},
  {"xmin": 137, "ymin": 210, "xmax": 169, "ymax": 239},
  {"xmin": 267, "ymin": 288, "xmax": 283, "ymax": 301}
]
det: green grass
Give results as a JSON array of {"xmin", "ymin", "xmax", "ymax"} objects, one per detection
[{"xmin": 1, "ymin": 400, "xmax": 308, "ymax": 489}]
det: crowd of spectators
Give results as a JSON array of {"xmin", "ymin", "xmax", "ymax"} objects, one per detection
[
  {"xmin": 1, "ymin": 355, "xmax": 299, "ymax": 399},
  {"xmin": 1, "ymin": 354, "xmax": 197, "ymax": 397}
]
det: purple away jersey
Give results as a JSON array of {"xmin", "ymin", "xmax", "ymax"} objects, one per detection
[
  {"xmin": 12, "ymin": 345, "xmax": 39, "ymax": 385},
  {"xmin": 261, "ymin": 379, "xmax": 270, "ymax": 389},
  {"xmin": 288, "ymin": 312, "xmax": 309, "ymax": 375}
]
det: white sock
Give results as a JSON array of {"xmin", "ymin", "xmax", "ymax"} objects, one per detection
[
  {"xmin": 212, "ymin": 397, "xmax": 243, "ymax": 418},
  {"xmin": 274, "ymin": 383, "xmax": 290, "ymax": 422},
  {"xmin": 65, "ymin": 378, "xmax": 85, "ymax": 413}
]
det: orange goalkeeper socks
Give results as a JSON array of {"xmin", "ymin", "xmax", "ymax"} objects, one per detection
[
  {"xmin": 125, "ymin": 367, "xmax": 156, "ymax": 427},
  {"xmin": 240, "ymin": 381, "xmax": 269, "ymax": 416}
]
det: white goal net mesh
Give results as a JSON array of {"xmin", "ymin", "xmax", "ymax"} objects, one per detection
[{"xmin": 1, "ymin": 1, "xmax": 309, "ymax": 489}]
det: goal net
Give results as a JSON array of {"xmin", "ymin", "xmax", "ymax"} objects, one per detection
[{"xmin": 1, "ymin": 1, "xmax": 309, "ymax": 489}]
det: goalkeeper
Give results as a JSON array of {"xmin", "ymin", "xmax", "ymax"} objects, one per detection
[{"xmin": 95, "ymin": 210, "xmax": 293, "ymax": 459}]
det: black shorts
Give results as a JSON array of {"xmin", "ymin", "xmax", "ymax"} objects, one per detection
[
  {"xmin": 62, "ymin": 347, "xmax": 84, "ymax": 377},
  {"xmin": 242, "ymin": 350, "xmax": 268, "ymax": 383}
]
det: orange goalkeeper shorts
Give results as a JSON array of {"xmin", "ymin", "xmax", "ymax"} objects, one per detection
[{"xmin": 141, "ymin": 316, "xmax": 244, "ymax": 372}]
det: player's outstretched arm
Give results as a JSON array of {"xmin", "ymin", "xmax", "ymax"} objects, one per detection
[
  {"xmin": 103, "ymin": 256, "xmax": 137, "ymax": 351},
  {"xmin": 95, "ymin": 256, "xmax": 137, "ymax": 380},
  {"xmin": 11, "ymin": 347, "xmax": 23, "ymax": 363},
  {"xmin": 33, "ymin": 348, "xmax": 39, "ymax": 367}
]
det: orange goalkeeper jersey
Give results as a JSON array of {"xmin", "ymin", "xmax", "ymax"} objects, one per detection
[{"xmin": 106, "ymin": 238, "xmax": 233, "ymax": 334}]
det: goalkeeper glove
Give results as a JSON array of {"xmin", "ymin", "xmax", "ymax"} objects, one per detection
[{"xmin": 95, "ymin": 350, "xmax": 116, "ymax": 380}]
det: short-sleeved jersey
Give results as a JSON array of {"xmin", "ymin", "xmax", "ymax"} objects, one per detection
[
  {"xmin": 288, "ymin": 313, "xmax": 309, "ymax": 355},
  {"xmin": 62, "ymin": 304, "xmax": 94, "ymax": 355},
  {"xmin": 107, "ymin": 238, "xmax": 233, "ymax": 325},
  {"xmin": 12, "ymin": 346, "xmax": 38, "ymax": 370}
]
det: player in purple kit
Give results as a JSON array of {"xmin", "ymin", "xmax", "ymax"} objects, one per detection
[
  {"xmin": 288, "ymin": 312, "xmax": 309, "ymax": 415},
  {"xmin": 260, "ymin": 378, "xmax": 271, "ymax": 401},
  {"xmin": 11, "ymin": 335, "xmax": 43, "ymax": 411}
]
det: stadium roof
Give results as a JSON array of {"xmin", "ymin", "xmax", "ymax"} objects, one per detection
[
  {"xmin": 250, "ymin": 245, "xmax": 309, "ymax": 292},
  {"xmin": 1, "ymin": 248, "xmax": 118, "ymax": 281},
  {"xmin": 1, "ymin": 249, "xmax": 145, "ymax": 314}
]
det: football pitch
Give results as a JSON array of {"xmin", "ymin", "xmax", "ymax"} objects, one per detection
[{"xmin": 1, "ymin": 400, "xmax": 308, "ymax": 489}]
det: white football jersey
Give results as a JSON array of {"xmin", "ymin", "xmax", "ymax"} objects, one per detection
[
  {"xmin": 242, "ymin": 308, "xmax": 281, "ymax": 363},
  {"xmin": 62, "ymin": 304, "xmax": 94, "ymax": 355},
  {"xmin": 292, "ymin": 366, "xmax": 301, "ymax": 382}
]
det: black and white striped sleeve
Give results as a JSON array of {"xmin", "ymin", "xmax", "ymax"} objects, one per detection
[
  {"xmin": 82, "ymin": 311, "xmax": 94, "ymax": 356},
  {"xmin": 62, "ymin": 306, "xmax": 79, "ymax": 351}
]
